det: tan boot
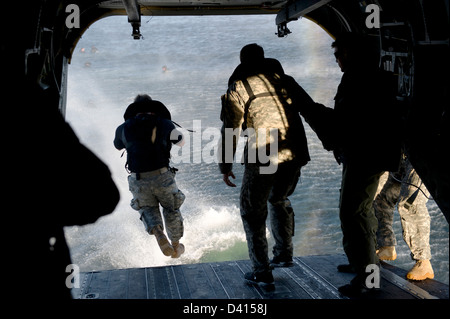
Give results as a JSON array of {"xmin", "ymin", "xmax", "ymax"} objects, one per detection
[
  {"xmin": 376, "ymin": 246, "xmax": 397, "ymax": 261},
  {"xmin": 152, "ymin": 225, "xmax": 174, "ymax": 257},
  {"xmin": 407, "ymin": 260, "xmax": 434, "ymax": 281},
  {"xmin": 171, "ymin": 241, "xmax": 185, "ymax": 258}
]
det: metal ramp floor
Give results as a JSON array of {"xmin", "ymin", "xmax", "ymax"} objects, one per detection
[{"xmin": 72, "ymin": 254, "xmax": 448, "ymax": 300}]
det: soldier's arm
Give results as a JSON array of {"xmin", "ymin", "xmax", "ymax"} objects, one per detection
[
  {"xmin": 171, "ymin": 128, "xmax": 185, "ymax": 147},
  {"xmin": 284, "ymin": 75, "xmax": 315, "ymax": 112},
  {"xmin": 218, "ymin": 91, "xmax": 244, "ymax": 175}
]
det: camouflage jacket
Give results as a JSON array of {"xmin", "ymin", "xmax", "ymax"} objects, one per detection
[{"xmin": 218, "ymin": 73, "xmax": 310, "ymax": 174}]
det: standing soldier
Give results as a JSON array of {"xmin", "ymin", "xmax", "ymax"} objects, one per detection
[
  {"xmin": 219, "ymin": 44, "xmax": 311, "ymax": 286},
  {"xmin": 114, "ymin": 95, "xmax": 186, "ymax": 258},
  {"xmin": 298, "ymin": 33, "xmax": 402, "ymax": 297},
  {"xmin": 374, "ymin": 155, "xmax": 434, "ymax": 280}
]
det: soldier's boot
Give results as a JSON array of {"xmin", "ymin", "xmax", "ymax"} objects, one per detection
[
  {"xmin": 407, "ymin": 259, "xmax": 434, "ymax": 281},
  {"xmin": 153, "ymin": 225, "xmax": 174, "ymax": 257},
  {"xmin": 376, "ymin": 246, "xmax": 397, "ymax": 261},
  {"xmin": 171, "ymin": 241, "xmax": 185, "ymax": 258}
]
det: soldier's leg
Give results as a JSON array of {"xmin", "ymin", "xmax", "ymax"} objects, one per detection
[
  {"xmin": 240, "ymin": 164, "xmax": 273, "ymax": 275},
  {"xmin": 268, "ymin": 162, "xmax": 301, "ymax": 263},
  {"xmin": 373, "ymin": 172, "xmax": 401, "ymax": 249},
  {"xmin": 128, "ymin": 174, "xmax": 174, "ymax": 256},
  {"xmin": 339, "ymin": 164, "xmax": 381, "ymax": 274},
  {"xmin": 128, "ymin": 175, "xmax": 163, "ymax": 233},
  {"xmin": 338, "ymin": 165, "xmax": 383, "ymax": 296},
  {"xmin": 398, "ymin": 164, "xmax": 432, "ymax": 261},
  {"xmin": 161, "ymin": 190, "xmax": 185, "ymax": 243},
  {"xmin": 154, "ymin": 171, "xmax": 185, "ymax": 243},
  {"xmin": 398, "ymin": 162, "xmax": 433, "ymax": 280},
  {"xmin": 161, "ymin": 189, "xmax": 185, "ymax": 259}
]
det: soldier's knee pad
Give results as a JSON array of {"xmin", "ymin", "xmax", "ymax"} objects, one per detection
[
  {"xmin": 130, "ymin": 198, "xmax": 140, "ymax": 211},
  {"xmin": 174, "ymin": 190, "xmax": 185, "ymax": 210}
]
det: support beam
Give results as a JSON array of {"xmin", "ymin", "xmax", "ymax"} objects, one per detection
[
  {"xmin": 122, "ymin": 0, "xmax": 141, "ymax": 39},
  {"xmin": 276, "ymin": 0, "xmax": 332, "ymax": 25}
]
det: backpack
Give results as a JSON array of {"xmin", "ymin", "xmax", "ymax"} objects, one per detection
[{"xmin": 122, "ymin": 114, "xmax": 169, "ymax": 173}]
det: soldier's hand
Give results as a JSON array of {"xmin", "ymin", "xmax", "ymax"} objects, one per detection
[{"xmin": 223, "ymin": 171, "xmax": 236, "ymax": 187}]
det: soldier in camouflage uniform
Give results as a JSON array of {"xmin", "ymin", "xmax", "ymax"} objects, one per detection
[
  {"xmin": 114, "ymin": 95, "xmax": 186, "ymax": 258},
  {"xmin": 374, "ymin": 155, "xmax": 434, "ymax": 280},
  {"xmin": 218, "ymin": 44, "xmax": 311, "ymax": 286}
]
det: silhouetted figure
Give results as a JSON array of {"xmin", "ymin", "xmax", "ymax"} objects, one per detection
[
  {"xmin": 299, "ymin": 33, "xmax": 401, "ymax": 297},
  {"xmin": 114, "ymin": 95, "xmax": 186, "ymax": 258},
  {"xmin": 219, "ymin": 44, "xmax": 311, "ymax": 287},
  {"xmin": 9, "ymin": 87, "xmax": 120, "ymax": 301}
]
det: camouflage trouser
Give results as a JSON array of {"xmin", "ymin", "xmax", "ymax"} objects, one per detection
[
  {"xmin": 128, "ymin": 170, "xmax": 185, "ymax": 242},
  {"xmin": 240, "ymin": 161, "xmax": 301, "ymax": 274},
  {"xmin": 374, "ymin": 157, "xmax": 431, "ymax": 260}
]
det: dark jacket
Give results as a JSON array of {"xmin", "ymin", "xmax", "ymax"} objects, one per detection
[
  {"xmin": 114, "ymin": 114, "xmax": 183, "ymax": 173},
  {"xmin": 300, "ymin": 66, "xmax": 401, "ymax": 173}
]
